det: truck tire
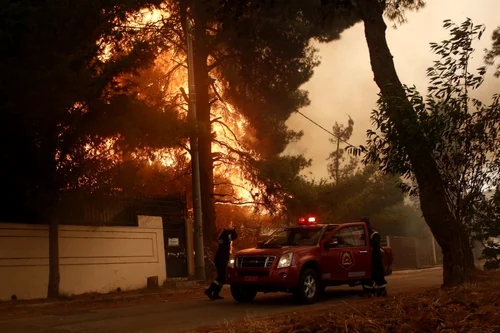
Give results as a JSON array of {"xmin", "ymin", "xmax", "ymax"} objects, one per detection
[
  {"xmin": 230, "ymin": 285, "xmax": 257, "ymax": 303},
  {"xmin": 294, "ymin": 268, "xmax": 319, "ymax": 304}
]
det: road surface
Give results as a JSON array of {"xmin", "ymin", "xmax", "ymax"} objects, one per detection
[{"xmin": 0, "ymin": 268, "xmax": 442, "ymax": 333}]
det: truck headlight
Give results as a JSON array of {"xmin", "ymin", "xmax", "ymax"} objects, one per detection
[
  {"xmin": 228, "ymin": 258, "xmax": 235, "ymax": 268},
  {"xmin": 277, "ymin": 253, "xmax": 293, "ymax": 268}
]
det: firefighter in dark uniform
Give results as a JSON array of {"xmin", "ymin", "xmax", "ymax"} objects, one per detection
[
  {"xmin": 204, "ymin": 227, "xmax": 238, "ymax": 300},
  {"xmin": 361, "ymin": 217, "xmax": 388, "ymax": 297}
]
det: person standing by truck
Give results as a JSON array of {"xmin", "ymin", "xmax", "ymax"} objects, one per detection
[
  {"xmin": 204, "ymin": 226, "xmax": 238, "ymax": 300},
  {"xmin": 361, "ymin": 217, "xmax": 388, "ymax": 297}
]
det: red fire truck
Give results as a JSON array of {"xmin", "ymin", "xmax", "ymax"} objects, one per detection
[{"xmin": 226, "ymin": 217, "xmax": 393, "ymax": 304}]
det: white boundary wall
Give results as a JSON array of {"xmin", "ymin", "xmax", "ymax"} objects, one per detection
[{"xmin": 0, "ymin": 215, "xmax": 166, "ymax": 301}]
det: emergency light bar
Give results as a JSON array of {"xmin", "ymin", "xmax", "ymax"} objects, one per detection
[{"xmin": 299, "ymin": 216, "xmax": 317, "ymax": 225}]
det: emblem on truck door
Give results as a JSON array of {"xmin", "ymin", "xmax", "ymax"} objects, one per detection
[{"xmin": 340, "ymin": 251, "xmax": 354, "ymax": 269}]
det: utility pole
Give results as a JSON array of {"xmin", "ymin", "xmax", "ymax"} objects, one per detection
[
  {"xmin": 335, "ymin": 127, "xmax": 340, "ymax": 186},
  {"xmin": 185, "ymin": 18, "xmax": 206, "ymax": 281}
]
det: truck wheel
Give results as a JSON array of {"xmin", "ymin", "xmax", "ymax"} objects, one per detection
[
  {"xmin": 294, "ymin": 268, "xmax": 319, "ymax": 304},
  {"xmin": 230, "ymin": 285, "xmax": 257, "ymax": 303}
]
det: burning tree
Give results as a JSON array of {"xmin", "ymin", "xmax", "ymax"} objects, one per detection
[
  {"xmin": 0, "ymin": 0, "xmax": 185, "ymax": 298},
  {"xmin": 1, "ymin": 0, "xmax": 361, "ymax": 295},
  {"xmin": 119, "ymin": 0, "xmax": 361, "ymax": 242}
]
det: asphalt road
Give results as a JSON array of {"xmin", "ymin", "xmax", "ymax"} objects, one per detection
[{"xmin": 0, "ymin": 268, "xmax": 442, "ymax": 333}]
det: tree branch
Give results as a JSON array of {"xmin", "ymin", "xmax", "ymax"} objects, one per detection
[
  {"xmin": 207, "ymin": 54, "xmax": 238, "ymax": 72},
  {"xmin": 215, "ymin": 200, "xmax": 267, "ymax": 206},
  {"xmin": 212, "ymin": 119, "xmax": 241, "ymax": 145},
  {"xmin": 214, "ymin": 181, "xmax": 253, "ymax": 195},
  {"xmin": 212, "ymin": 139, "xmax": 253, "ymax": 160}
]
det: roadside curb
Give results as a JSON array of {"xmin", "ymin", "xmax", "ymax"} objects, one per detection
[
  {"xmin": 392, "ymin": 266, "xmax": 442, "ymax": 274},
  {"xmin": 0, "ymin": 281, "xmax": 206, "ymax": 310},
  {"xmin": 0, "ymin": 291, "xmax": 171, "ymax": 310}
]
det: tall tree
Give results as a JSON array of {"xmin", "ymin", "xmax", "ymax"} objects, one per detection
[
  {"xmin": 364, "ymin": 19, "xmax": 500, "ymax": 229},
  {"xmin": 146, "ymin": 0, "xmax": 360, "ymax": 243},
  {"xmin": 327, "ymin": 116, "xmax": 355, "ymax": 184},
  {"xmin": 343, "ymin": 0, "xmax": 490, "ymax": 286},
  {"xmin": 0, "ymin": 0, "xmax": 182, "ymax": 298}
]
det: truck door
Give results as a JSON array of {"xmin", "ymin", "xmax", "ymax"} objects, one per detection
[
  {"xmin": 318, "ymin": 225, "xmax": 337, "ymax": 282},
  {"xmin": 321, "ymin": 224, "xmax": 371, "ymax": 281}
]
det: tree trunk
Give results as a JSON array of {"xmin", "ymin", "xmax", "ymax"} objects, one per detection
[
  {"xmin": 193, "ymin": 3, "xmax": 217, "ymax": 245},
  {"xmin": 47, "ymin": 216, "xmax": 60, "ymax": 298},
  {"xmin": 355, "ymin": 0, "xmax": 475, "ymax": 286}
]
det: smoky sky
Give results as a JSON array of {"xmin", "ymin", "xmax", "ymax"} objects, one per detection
[{"xmin": 285, "ymin": 0, "xmax": 500, "ymax": 180}]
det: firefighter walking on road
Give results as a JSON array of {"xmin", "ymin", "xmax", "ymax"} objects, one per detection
[
  {"xmin": 360, "ymin": 217, "xmax": 388, "ymax": 297},
  {"xmin": 204, "ymin": 226, "xmax": 238, "ymax": 300}
]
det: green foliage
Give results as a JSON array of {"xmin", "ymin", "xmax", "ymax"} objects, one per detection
[
  {"xmin": 281, "ymin": 177, "xmax": 326, "ymax": 221},
  {"xmin": 248, "ymin": 155, "xmax": 313, "ymax": 214},
  {"xmin": 485, "ymin": 26, "xmax": 500, "ymax": 78},
  {"xmin": 317, "ymin": 0, "xmax": 426, "ymax": 30},
  {"xmin": 322, "ymin": 165, "xmax": 405, "ymax": 223},
  {"xmin": 281, "ymin": 161, "xmax": 425, "ymax": 236},
  {"xmin": 206, "ymin": 0, "xmax": 359, "ymax": 157},
  {"xmin": 350, "ymin": 18, "xmax": 500, "ymax": 264},
  {"xmin": 383, "ymin": 0, "xmax": 426, "ymax": 26}
]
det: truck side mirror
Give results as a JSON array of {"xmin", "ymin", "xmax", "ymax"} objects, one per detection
[{"xmin": 325, "ymin": 238, "xmax": 339, "ymax": 249}]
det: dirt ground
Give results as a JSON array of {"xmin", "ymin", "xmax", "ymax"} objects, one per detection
[{"xmin": 195, "ymin": 271, "xmax": 500, "ymax": 333}]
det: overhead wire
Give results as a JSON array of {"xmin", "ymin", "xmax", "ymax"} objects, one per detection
[{"xmin": 295, "ymin": 110, "xmax": 354, "ymax": 147}]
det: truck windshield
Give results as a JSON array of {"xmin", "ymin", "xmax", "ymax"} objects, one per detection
[{"xmin": 261, "ymin": 227, "xmax": 323, "ymax": 247}]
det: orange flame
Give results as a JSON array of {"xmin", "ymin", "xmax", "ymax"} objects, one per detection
[{"xmin": 96, "ymin": 7, "xmax": 283, "ymax": 213}]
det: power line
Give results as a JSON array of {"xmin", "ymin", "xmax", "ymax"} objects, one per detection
[{"xmin": 295, "ymin": 110, "xmax": 354, "ymax": 146}]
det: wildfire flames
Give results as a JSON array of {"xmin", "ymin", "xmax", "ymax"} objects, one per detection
[
  {"xmin": 97, "ymin": 7, "xmax": 271, "ymax": 210},
  {"xmin": 153, "ymin": 54, "xmax": 262, "ymax": 206}
]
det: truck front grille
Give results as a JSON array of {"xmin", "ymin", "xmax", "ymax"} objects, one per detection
[
  {"xmin": 237, "ymin": 271, "xmax": 270, "ymax": 277},
  {"xmin": 236, "ymin": 256, "xmax": 276, "ymax": 268}
]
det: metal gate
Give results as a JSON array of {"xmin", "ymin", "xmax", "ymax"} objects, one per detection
[
  {"xmin": 133, "ymin": 194, "xmax": 189, "ymax": 278},
  {"xmin": 163, "ymin": 218, "xmax": 188, "ymax": 278}
]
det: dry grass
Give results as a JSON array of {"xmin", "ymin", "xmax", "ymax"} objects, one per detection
[{"xmin": 197, "ymin": 271, "xmax": 500, "ymax": 333}]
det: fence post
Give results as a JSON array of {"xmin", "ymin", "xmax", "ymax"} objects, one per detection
[
  {"xmin": 431, "ymin": 235, "xmax": 438, "ymax": 266},
  {"xmin": 185, "ymin": 218, "xmax": 195, "ymax": 278},
  {"xmin": 414, "ymin": 237, "xmax": 421, "ymax": 269}
]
